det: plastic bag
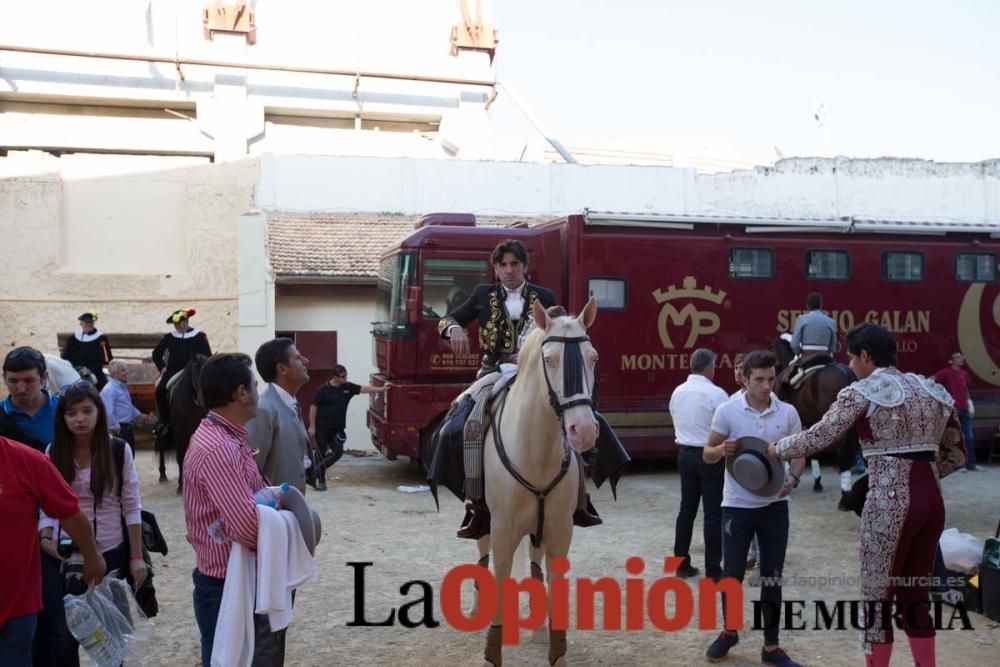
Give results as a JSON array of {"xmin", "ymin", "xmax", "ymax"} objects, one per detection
[
  {"xmin": 63, "ymin": 594, "xmax": 124, "ymax": 667},
  {"xmin": 940, "ymin": 528, "xmax": 984, "ymax": 573},
  {"xmin": 102, "ymin": 575, "xmax": 155, "ymax": 654},
  {"xmin": 63, "ymin": 571, "xmax": 155, "ymax": 667}
]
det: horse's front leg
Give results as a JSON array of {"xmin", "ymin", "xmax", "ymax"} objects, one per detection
[
  {"xmin": 529, "ymin": 542, "xmax": 546, "ymax": 644},
  {"xmin": 469, "ymin": 535, "xmax": 491, "ymax": 617},
  {"xmin": 545, "ymin": 530, "xmax": 573, "ymax": 666},
  {"xmin": 484, "ymin": 528, "xmax": 518, "ymax": 667}
]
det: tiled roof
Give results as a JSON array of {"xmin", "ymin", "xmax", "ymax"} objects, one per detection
[{"xmin": 266, "ymin": 213, "xmax": 534, "ymax": 280}]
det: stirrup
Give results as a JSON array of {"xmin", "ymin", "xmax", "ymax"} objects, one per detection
[
  {"xmin": 457, "ymin": 501, "xmax": 491, "ymax": 539},
  {"xmin": 573, "ymin": 494, "xmax": 602, "ymax": 528}
]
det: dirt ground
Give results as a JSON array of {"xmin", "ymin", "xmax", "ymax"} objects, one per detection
[{"xmin": 131, "ymin": 446, "xmax": 999, "ymax": 667}]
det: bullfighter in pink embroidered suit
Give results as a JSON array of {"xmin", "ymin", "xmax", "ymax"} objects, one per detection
[{"xmin": 769, "ymin": 323, "xmax": 965, "ymax": 667}]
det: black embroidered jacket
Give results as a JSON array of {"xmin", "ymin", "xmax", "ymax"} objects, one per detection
[{"xmin": 438, "ymin": 282, "xmax": 556, "ymax": 373}]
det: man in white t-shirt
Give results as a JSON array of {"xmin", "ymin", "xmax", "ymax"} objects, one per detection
[
  {"xmin": 669, "ymin": 348, "xmax": 729, "ymax": 580},
  {"xmin": 702, "ymin": 350, "xmax": 806, "ymax": 667}
]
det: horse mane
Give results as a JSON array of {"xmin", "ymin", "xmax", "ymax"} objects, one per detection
[
  {"xmin": 517, "ymin": 311, "xmax": 586, "ymax": 376},
  {"xmin": 165, "ymin": 355, "xmax": 209, "ymax": 460},
  {"xmin": 171, "ymin": 355, "xmax": 208, "ymax": 409},
  {"xmin": 517, "ymin": 325, "xmax": 546, "ymax": 370}
]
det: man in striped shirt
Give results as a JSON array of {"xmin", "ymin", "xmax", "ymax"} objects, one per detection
[{"xmin": 183, "ymin": 353, "xmax": 272, "ymax": 666}]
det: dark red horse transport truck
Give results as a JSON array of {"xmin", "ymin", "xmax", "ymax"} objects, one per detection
[{"xmin": 368, "ymin": 210, "xmax": 1000, "ymax": 460}]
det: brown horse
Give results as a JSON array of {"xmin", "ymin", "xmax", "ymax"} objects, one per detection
[
  {"xmin": 770, "ymin": 337, "xmax": 859, "ymax": 507},
  {"xmin": 155, "ymin": 356, "xmax": 207, "ymax": 493}
]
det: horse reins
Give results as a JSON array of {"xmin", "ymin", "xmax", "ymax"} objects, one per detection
[{"xmin": 489, "ymin": 333, "xmax": 596, "ymax": 548}]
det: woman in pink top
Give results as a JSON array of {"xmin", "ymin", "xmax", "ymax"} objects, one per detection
[{"xmin": 37, "ymin": 382, "xmax": 146, "ymax": 666}]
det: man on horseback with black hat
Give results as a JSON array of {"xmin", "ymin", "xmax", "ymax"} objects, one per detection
[
  {"xmin": 151, "ymin": 309, "xmax": 213, "ymax": 482},
  {"xmin": 434, "ymin": 239, "xmax": 613, "ymax": 539}
]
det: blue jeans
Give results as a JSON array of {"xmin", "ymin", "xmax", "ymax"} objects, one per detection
[
  {"xmin": 0, "ymin": 613, "xmax": 36, "ymax": 666},
  {"xmin": 673, "ymin": 446, "xmax": 724, "ymax": 578},
  {"xmin": 193, "ymin": 569, "xmax": 225, "ymax": 667},
  {"xmin": 192, "ymin": 569, "xmax": 288, "ymax": 667},
  {"xmin": 721, "ymin": 502, "xmax": 790, "ymax": 646},
  {"xmin": 957, "ymin": 409, "xmax": 977, "ymax": 469}
]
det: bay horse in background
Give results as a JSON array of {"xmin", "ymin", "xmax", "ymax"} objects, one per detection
[
  {"xmin": 770, "ymin": 336, "xmax": 859, "ymax": 508},
  {"xmin": 473, "ymin": 298, "xmax": 600, "ymax": 667},
  {"xmin": 155, "ymin": 355, "xmax": 207, "ymax": 493}
]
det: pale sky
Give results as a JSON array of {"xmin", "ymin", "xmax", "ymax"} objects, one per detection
[{"xmin": 485, "ymin": 0, "xmax": 1000, "ymax": 162}]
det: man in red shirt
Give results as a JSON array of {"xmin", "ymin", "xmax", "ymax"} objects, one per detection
[
  {"xmin": 0, "ymin": 437, "xmax": 106, "ymax": 666},
  {"xmin": 933, "ymin": 352, "xmax": 981, "ymax": 471}
]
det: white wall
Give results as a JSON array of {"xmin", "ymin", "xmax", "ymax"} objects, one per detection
[
  {"xmin": 0, "ymin": 1, "xmax": 495, "ymax": 162},
  {"xmin": 238, "ymin": 211, "xmax": 277, "ymax": 361},
  {"xmin": 0, "ymin": 153, "xmax": 258, "ymax": 355},
  {"xmin": 275, "ymin": 286, "xmax": 378, "ymax": 451},
  {"xmin": 259, "ymin": 153, "xmax": 1000, "ymax": 221}
]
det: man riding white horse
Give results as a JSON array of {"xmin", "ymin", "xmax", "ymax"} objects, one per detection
[
  {"xmin": 478, "ymin": 297, "xmax": 602, "ymax": 666},
  {"xmin": 430, "ymin": 239, "xmax": 627, "ymax": 539}
]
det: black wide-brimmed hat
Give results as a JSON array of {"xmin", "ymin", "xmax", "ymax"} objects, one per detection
[
  {"xmin": 78, "ymin": 311, "xmax": 98, "ymax": 322},
  {"xmin": 727, "ymin": 436, "xmax": 786, "ymax": 497},
  {"xmin": 166, "ymin": 308, "xmax": 197, "ymax": 324}
]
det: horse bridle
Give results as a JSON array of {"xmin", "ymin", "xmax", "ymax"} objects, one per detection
[
  {"xmin": 488, "ymin": 333, "xmax": 597, "ymax": 548},
  {"xmin": 540, "ymin": 334, "xmax": 596, "ymax": 417}
]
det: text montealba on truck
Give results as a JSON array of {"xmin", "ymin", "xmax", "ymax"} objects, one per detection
[{"xmin": 367, "ymin": 210, "xmax": 1000, "ymax": 460}]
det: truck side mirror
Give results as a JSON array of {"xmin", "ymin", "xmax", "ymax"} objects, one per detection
[{"xmin": 405, "ymin": 286, "xmax": 421, "ymax": 323}]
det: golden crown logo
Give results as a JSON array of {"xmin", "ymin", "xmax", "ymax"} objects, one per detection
[{"xmin": 652, "ymin": 276, "xmax": 727, "ymax": 349}]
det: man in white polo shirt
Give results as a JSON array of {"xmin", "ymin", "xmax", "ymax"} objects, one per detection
[
  {"xmin": 669, "ymin": 348, "xmax": 729, "ymax": 580},
  {"xmin": 702, "ymin": 350, "xmax": 806, "ymax": 667}
]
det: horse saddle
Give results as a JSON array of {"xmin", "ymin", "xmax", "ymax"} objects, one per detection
[
  {"xmin": 423, "ymin": 385, "xmax": 631, "ymax": 510},
  {"xmin": 425, "ymin": 385, "xmax": 499, "ymax": 510},
  {"xmin": 788, "ymin": 364, "xmax": 826, "ymax": 390},
  {"xmin": 787, "ymin": 352, "xmax": 834, "ymax": 390}
]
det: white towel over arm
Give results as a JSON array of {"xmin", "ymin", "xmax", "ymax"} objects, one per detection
[
  {"xmin": 211, "ymin": 539, "xmax": 256, "ymax": 667},
  {"xmin": 255, "ymin": 506, "xmax": 318, "ymax": 631}
]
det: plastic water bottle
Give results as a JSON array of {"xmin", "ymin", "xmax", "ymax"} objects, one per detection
[
  {"xmin": 63, "ymin": 595, "xmax": 124, "ymax": 667},
  {"xmin": 254, "ymin": 482, "xmax": 290, "ymax": 507}
]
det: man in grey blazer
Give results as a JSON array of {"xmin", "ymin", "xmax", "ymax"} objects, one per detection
[
  {"xmin": 791, "ymin": 292, "xmax": 838, "ymax": 357},
  {"xmin": 248, "ymin": 338, "xmax": 312, "ymax": 494},
  {"xmin": 788, "ymin": 292, "xmax": 838, "ymax": 382}
]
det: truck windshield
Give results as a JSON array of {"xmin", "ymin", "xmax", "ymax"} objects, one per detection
[
  {"xmin": 373, "ymin": 252, "xmax": 415, "ymax": 337},
  {"xmin": 421, "ymin": 258, "xmax": 489, "ymax": 319}
]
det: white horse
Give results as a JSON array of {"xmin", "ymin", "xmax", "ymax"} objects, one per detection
[
  {"xmin": 478, "ymin": 298, "xmax": 600, "ymax": 667},
  {"xmin": 44, "ymin": 354, "xmax": 82, "ymax": 393}
]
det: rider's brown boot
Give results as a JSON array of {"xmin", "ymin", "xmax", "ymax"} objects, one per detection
[{"xmin": 457, "ymin": 501, "xmax": 492, "ymax": 539}]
